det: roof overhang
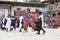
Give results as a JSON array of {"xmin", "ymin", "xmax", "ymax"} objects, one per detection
[{"xmin": 0, "ymin": 1, "xmax": 47, "ymax": 7}]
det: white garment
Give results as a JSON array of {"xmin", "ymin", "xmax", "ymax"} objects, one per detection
[
  {"xmin": 3, "ymin": 18, "xmax": 5, "ymax": 23},
  {"xmin": 39, "ymin": 14, "xmax": 44, "ymax": 27},
  {"xmin": 5, "ymin": 18, "xmax": 11, "ymax": 28},
  {"xmin": 2, "ymin": 18, "xmax": 5, "ymax": 27},
  {"xmin": 19, "ymin": 16, "xmax": 23, "ymax": 28}
]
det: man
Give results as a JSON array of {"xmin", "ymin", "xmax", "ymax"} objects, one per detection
[{"xmin": 36, "ymin": 11, "xmax": 46, "ymax": 34}]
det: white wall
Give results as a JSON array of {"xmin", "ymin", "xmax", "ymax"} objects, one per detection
[
  {"xmin": 0, "ymin": 9, "xmax": 8, "ymax": 17},
  {"xmin": 11, "ymin": 6, "xmax": 49, "ymax": 16}
]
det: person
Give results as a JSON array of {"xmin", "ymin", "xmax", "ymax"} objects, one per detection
[
  {"xmin": 5, "ymin": 14, "xmax": 11, "ymax": 31},
  {"xmin": 0, "ymin": 17, "xmax": 2, "ymax": 29},
  {"xmin": 29, "ymin": 11, "xmax": 37, "ymax": 32},
  {"xmin": 22, "ymin": 10, "xmax": 29, "ymax": 32},
  {"xmin": 19, "ymin": 14, "xmax": 23, "ymax": 32},
  {"xmin": 10, "ymin": 16, "xmax": 15, "ymax": 31},
  {"xmin": 36, "ymin": 11, "xmax": 46, "ymax": 34},
  {"xmin": 2, "ymin": 15, "xmax": 7, "ymax": 30}
]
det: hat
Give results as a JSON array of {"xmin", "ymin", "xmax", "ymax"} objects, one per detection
[
  {"xmin": 30, "ymin": 11, "xmax": 35, "ymax": 14},
  {"xmin": 21, "ymin": 10, "xmax": 27, "ymax": 13}
]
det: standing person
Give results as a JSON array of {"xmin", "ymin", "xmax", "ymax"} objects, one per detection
[
  {"xmin": 36, "ymin": 12, "xmax": 46, "ymax": 34},
  {"xmin": 22, "ymin": 10, "xmax": 29, "ymax": 32},
  {"xmin": 2, "ymin": 15, "xmax": 7, "ymax": 30},
  {"xmin": 39, "ymin": 12, "xmax": 45, "ymax": 28},
  {"xmin": 19, "ymin": 14, "xmax": 23, "ymax": 32},
  {"xmin": 29, "ymin": 11, "xmax": 37, "ymax": 32},
  {"xmin": 5, "ymin": 14, "xmax": 11, "ymax": 31}
]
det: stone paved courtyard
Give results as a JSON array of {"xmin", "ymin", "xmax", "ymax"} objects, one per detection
[{"xmin": 0, "ymin": 28, "xmax": 60, "ymax": 40}]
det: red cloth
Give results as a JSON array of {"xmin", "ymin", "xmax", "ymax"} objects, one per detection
[
  {"xmin": 29, "ymin": 11, "xmax": 35, "ymax": 14},
  {"xmin": 30, "ymin": 14, "xmax": 37, "ymax": 30},
  {"xmin": 21, "ymin": 10, "xmax": 27, "ymax": 13},
  {"xmin": 58, "ymin": 16, "xmax": 60, "ymax": 18},
  {"xmin": 23, "ymin": 19, "xmax": 28, "ymax": 31}
]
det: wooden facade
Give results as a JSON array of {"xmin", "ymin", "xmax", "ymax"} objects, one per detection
[{"xmin": 48, "ymin": 0, "xmax": 60, "ymax": 17}]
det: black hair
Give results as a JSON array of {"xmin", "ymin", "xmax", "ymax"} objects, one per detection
[{"xmin": 39, "ymin": 11, "xmax": 42, "ymax": 15}]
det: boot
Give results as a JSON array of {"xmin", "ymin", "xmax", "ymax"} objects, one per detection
[
  {"xmin": 10, "ymin": 28, "xmax": 13, "ymax": 31},
  {"xmin": 41, "ymin": 28, "xmax": 46, "ymax": 35},
  {"xmin": 6, "ymin": 28, "xmax": 8, "ymax": 32},
  {"xmin": 43, "ymin": 31, "xmax": 46, "ymax": 35},
  {"xmin": 2, "ymin": 27, "xmax": 5, "ymax": 30},
  {"xmin": 36, "ymin": 31, "xmax": 40, "ymax": 34},
  {"xmin": 14, "ymin": 28, "xmax": 16, "ymax": 30},
  {"xmin": 19, "ymin": 28, "xmax": 22, "ymax": 32}
]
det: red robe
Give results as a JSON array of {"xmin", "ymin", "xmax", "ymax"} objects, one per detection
[{"xmin": 30, "ymin": 14, "xmax": 37, "ymax": 31}]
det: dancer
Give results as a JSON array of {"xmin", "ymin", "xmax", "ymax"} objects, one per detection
[
  {"xmin": 22, "ymin": 10, "xmax": 29, "ymax": 32},
  {"xmin": 29, "ymin": 11, "xmax": 37, "ymax": 32}
]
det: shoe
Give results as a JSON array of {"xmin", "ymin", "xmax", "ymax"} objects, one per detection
[
  {"xmin": 10, "ymin": 28, "xmax": 13, "ymax": 31},
  {"xmin": 43, "ymin": 31, "xmax": 46, "ymax": 35},
  {"xmin": 19, "ymin": 29, "xmax": 21, "ymax": 32},
  {"xmin": 6, "ymin": 28, "xmax": 8, "ymax": 32},
  {"xmin": 14, "ymin": 28, "xmax": 16, "ymax": 30},
  {"xmin": 36, "ymin": 33, "xmax": 40, "ymax": 34},
  {"xmin": 2, "ymin": 27, "xmax": 5, "ymax": 30}
]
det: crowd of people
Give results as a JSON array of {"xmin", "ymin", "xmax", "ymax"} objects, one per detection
[
  {"xmin": 0, "ymin": 9, "xmax": 46, "ymax": 35},
  {"xmin": 44, "ymin": 15, "xmax": 60, "ymax": 29},
  {"xmin": 0, "ymin": 9, "xmax": 60, "ymax": 35}
]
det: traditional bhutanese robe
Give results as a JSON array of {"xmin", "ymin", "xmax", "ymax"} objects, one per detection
[
  {"xmin": 23, "ymin": 13, "xmax": 29, "ymax": 31},
  {"xmin": 31, "ymin": 14, "xmax": 37, "ymax": 30},
  {"xmin": 5, "ymin": 18, "xmax": 11, "ymax": 28}
]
